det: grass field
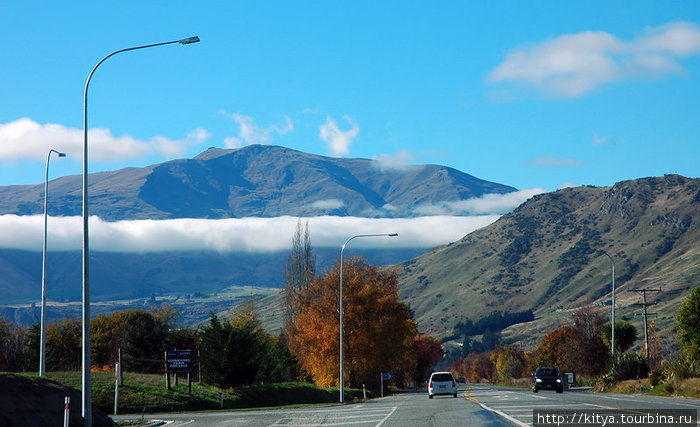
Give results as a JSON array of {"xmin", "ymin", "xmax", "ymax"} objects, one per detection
[{"xmin": 24, "ymin": 371, "xmax": 370, "ymax": 415}]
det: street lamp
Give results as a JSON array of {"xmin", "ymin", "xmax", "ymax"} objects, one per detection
[
  {"xmin": 81, "ymin": 36, "xmax": 199, "ymax": 426},
  {"xmin": 339, "ymin": 233, "xmax": 398, "ymax": 403},
  {"xmin": 600, "ymin": 251, "xmax": 615, "ymax": 356},
  {"xmin": 39, "ymin": 149, "xmax": 66, "ymax": 377}
]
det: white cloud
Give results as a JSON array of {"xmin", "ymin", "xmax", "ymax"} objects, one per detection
[
  {"xmin": 0, "ymin": 117, "xmax": 209, "ymax": 162},
  {"xmin": 372, "ymin": 149, "xmax": 421, "ymax": 172},
  {"xmin": 0, "ymin": 214, "xmax": 500, "ymax": 253},
  {"xmin": 319, "ymin": 115, "xmax": 359, "ymax": 156},
  {"xmin": 558, "ymin": 183, "xmax": 578, "ymax": 189},
  {"xmin": 413, "ymin": 188, "xmax": 544, "ymax": 216},
  {"xmin": 530, "ymin": 157, "xmax": 583, "ymax": 167},
  {"xmin": 221, "ymin": 112, "xmax": 294, "ymax": 148},
  {"xmin": 592, "ymin": 132, "xmax": 625, "ymax": 145},
  {"xmin": 309, "ymin": 199, "xmax": 345, "ymax": 211},
  {"xmin": 487, "ymin": 21, "xmax": 700, "ymax": 98}
]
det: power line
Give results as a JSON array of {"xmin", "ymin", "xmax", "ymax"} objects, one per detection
[{"xmin": 627, "ymin": 287, "xmax": 661, "ymax": 359}]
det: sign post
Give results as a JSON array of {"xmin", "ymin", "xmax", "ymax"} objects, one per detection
[
  {"xmin": 114, "ymin": 361, "xmax": 120, "ymax": 414},
  {"xmin": 166, "ymin": 350, "xmax": 193, "ymax": 394},
  {"xmin": 381, "ymin": 372, "xmax": 392, "ymax": 397}
]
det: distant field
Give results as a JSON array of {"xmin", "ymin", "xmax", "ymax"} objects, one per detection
[{"xmin": 0, "ymin": 285, "xmax": 279, "ymax": 328}]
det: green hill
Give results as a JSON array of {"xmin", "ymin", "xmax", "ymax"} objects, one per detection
[{"xmin": 395, "ymin": 175, "xmax": 699, "ymax": 351}]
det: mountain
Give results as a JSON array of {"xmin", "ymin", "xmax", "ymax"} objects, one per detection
[
  {"xmin": 393, "ymin": 175, "xmax": 699, "ymax": 349},
  {"xmin": 0, "ymin": 144, "xmax": 514, "ymax": 323},
  {"xmin": 0, "ymin": 145, "xmax": 516, "ymax": 220},
  {"xmin": 0, "ymin": 247, "xmax": 426, "ymax": 305}
]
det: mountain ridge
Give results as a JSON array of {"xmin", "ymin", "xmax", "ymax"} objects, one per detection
[
  {"xmin": 0, "ymin": 145, "xmax": 516, "ymax": 220},
  {"xmin": 393, "ymin": 174, "xmax": 699, "ymax": 350}
]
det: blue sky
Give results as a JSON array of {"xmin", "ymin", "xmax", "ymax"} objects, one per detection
[
  {"xmin": 2, "ymin": 1, "xmax": 698, "ymax": 191},
  {"xmin": 0, "ymin": 2, "xmax": 699, "ymax": 252}
]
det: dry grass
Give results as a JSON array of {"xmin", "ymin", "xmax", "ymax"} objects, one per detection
[{"xmin": 609, "ymin": 377, "xmax": 700, "ymax": 398}]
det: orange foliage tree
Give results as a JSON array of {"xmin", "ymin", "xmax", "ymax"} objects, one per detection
[
  {"xmin": 490, "ymin": 345, "xmax": 526, "ymax": 382},
  {"xmin": 412, "ymin": 334, "xmax": 444, "ymax": 384},
  {"xmin": 459, "ymin": 351, "xmax": 494, "ymax": 383},
  {"xmin": 535, "ymin": 326, "xmax": 576, "ymax": 372},
  {"xmin": 289, "ymin": 257, "xmax": 417, "ymax": 388}
]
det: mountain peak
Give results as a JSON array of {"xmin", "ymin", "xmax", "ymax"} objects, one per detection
[{"xmin": 0, "ymin": 144, "xmax": 517, "ymax": 220}]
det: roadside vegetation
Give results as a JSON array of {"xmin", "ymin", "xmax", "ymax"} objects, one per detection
[
  {"xmin": 1, "ymin": 218, "xmax": 696, "ymax": 415},
  {"xmin": 6, "ymin": 371, "xmax": 369, "ymax": 414},
  {"xmin": 0, "ymin": 220, "xmax": 444, "ymax": 414},
  {"xmin": 450, "ymin": 286, "xmax": 700, "ymax": 398}
]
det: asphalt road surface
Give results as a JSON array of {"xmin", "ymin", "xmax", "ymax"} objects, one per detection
[{"xmin": 112, "ymin": 384, "xmax": 700, "ymax": 426}]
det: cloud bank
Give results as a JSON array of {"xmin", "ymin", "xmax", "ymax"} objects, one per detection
[
  {"xmin": 0, "ymin": 117, "xmax": 209, "ymax": 162},
  {"xmin": 487, "ymin": 21, "xmax": 700, "ymax": 98},
  {"xmin": 0, "ymin": 186, "xmax": 545, "ymax": 253},
  {"xmin": 412, "ymin": 188, "xmax": 544, "ymax": 216},
  {"xmin": 0, "ymin": 214, "xmax": 500, "ymax": 253},
  {"xmin": 0, "ymin": 189, "xmax": 543, "ymax": 253}
]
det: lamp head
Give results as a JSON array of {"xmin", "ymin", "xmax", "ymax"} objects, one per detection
[
  {"xmin": 388, "ymin": 233, "xmax": 398, "ymax": 237},
  {"xmin": 179, "ymin": 36, "xmax": 200, "ymax": 45},
  {"xmin": 58, "ymin": 152, "xmax": 67, "ymax": 158}
]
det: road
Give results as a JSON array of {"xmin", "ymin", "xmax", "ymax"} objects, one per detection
[{"xmin": 112, "ymin": 384, "xmax": 700, "ymax": 426}]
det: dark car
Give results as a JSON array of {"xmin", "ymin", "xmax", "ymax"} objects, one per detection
[{"xmin": 532, "ymin": 367, "xmax": 563, "ymax": 393}]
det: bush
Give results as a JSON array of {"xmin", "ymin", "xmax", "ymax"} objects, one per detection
[
  {"xmin": 667, "ymin": 358, "xmax": 698, "ymax": 382},
  {"xmin": 606, "ymin": 352, "xmax": 649, "ymax": 383},
  {"xmin": 649, "ymin": 367, "xmax": 665, "ymax": 388}
]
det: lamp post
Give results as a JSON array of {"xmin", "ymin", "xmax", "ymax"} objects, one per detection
[
  {"xmin": 339, "ymin": 233, "xmax": 398, "ymax": 403},
  {"xmin": 601, "ymin": 251, "xmax": 615, "ymax": 356},
  {"xmin": 39, "ymin": 149, "xmax": 66, "ymax": 377},
  {"xmin": 81, "ymin": 36, "xmax": 199, "ymax": 426}
]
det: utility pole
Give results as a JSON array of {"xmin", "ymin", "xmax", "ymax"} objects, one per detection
[{"xmin": 627, "ymin": 288, "xmax": 661, "ymax": 359}]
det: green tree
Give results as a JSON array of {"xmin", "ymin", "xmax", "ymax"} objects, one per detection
[
  {"xmin": 117, "ymin": 310, "xmax": 171, "ymax": 373},
  {"xmin": 91, "ymin": 306, "xmax": 181, "ymax": 372},
  {"xmin": 677, "ymin": 287, "xmax": 700, "ymax": 363},
  {"xmin": 602, "ymin": 320, "xmax": 638, "ymax": 354},
  {"xmin": 199, "ymin": 302, "xmax": 300, "ymax": 388},
  {"xmin": 199, "ymin": 314, "xmax": 234, "ymax": 388}
]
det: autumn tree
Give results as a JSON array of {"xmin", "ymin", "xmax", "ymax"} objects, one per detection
[
  {"xmin": 570, "ymin": 306, "xmax": 609, "ymax": 376},
  {"xmin": 460, "ymin": 352, "xmax": 494, "ymax": 383},
  {"xmin": 646, "ymin": 320, "xmax": 663, "ymax": 369},
  {"xmin": 46, "ymin": 318, "xmax": 82, "ymax": 371},
  {"xmin": 91, "ymin": 305, "xmax": 184, "ymax": 371},
  {"xmin": 412, "ymin": 334, "xmax": 444, "ymax": 385},
  {"xmin": 0, "ymin": 318, "xmax": 30, "ymax": 372},
  {"xmin": 490, "ymin": 346, "xmax": 526, "ymax": 382},
  {"xmin": 535, "ymin": 326, "xmax": 576, "ymax": 372},
  {"xmin": 289, "ymin": 257, "xmax": 417, "ymax": 388}
]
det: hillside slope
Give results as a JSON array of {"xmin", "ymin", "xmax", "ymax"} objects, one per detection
[{"xmin": 396, "ymin": 175, "xmax": 699, "ymax": 349}]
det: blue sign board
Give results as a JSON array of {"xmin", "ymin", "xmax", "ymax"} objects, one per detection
[{"xmin": 166, "ymin": 350, "xmax": 192, "ymax": 374}]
